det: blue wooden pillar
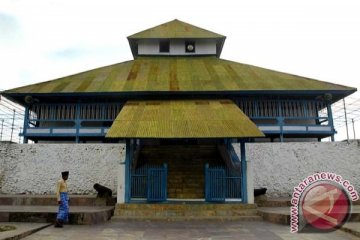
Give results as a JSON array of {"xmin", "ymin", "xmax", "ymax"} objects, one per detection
[
  {"xmin": 277, "ymin": 99, "xmax": 282, "ymax": 117},
  {"xmin": 327, "ymin": 103, "xmax": 335, "ymax": 142},
  {"xmin": 277, "ymin": 100, "xmax": 284, "ymax": 142},
  {"xmin": 22, "ymin": 106, "xmax": 29, "ymax": 144},
  {"xmin": 240, "ymin": 141, "xmax": 248, "ymax": 203},
  {"xmin": 277, "ymin": 117, "xmax": 284, "ymax": 142},
  {"xmin": 75, "ymin": 103, "xmax": 80, "ymax": 143},
  {"xmin": 303, "ymin": 101, "xmax": 309, "ymax": 117},
  {"xmin": 125, "ymin": 139, "xmax": 131, "ymax": 203},
  {"xmin": 204, "ymin": 163, "xmax": 209, "ymax": 202},
  {"xmin": 254, "ymin": 99, "xmax": 259, "ymax": 117}
]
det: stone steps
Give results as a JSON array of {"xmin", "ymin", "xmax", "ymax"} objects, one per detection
[
  {"xmin": 116, "ymin": 203, "xmax": 257, "ymax": 210},
  {"xmin": 168, "ymin": 180, "xmax": 204, "ymax": 184},
  {"xmin": 257, "ymin": 200, "xmax": 360, "ymax": 225},
  {"xmin": 114, "ymin": 203, "xmax": 260, "ymax": 220},
  {"xmin": 257, "ymin": 198, "xmax": 360, "ymax": 208},
  {"xmin": 255, "ymin": 198, "xmax": 292, "ymax": 208},
  {"xmin": 116, "ymin": 209, "xmax": 258, "ymax": 218},
  {"xmin": 0, "ymin": 195, "xmax": 116, "ymax": 225},
  {"xmin": 256, "ymin": 198, "xmax": 360, "ymax": 238},
  {"xmin": 168, "ymin": 193, "xmax": 204, "ymax": 199},
  {"xmin": 137, "ymin": 144, "xmax": 224, "ymax": 199},
  {"xmin": 112, "ymin": 215, "xmax": 262, "ymax": 221},
  {"xmin": 0, "ymin": 205, "xmax": 114, "ymax": 225},
  {"xmin": 259, "ymin": 206, "xmax": 360, "ymax": 225},
  {"xmin": 168, "ymin": 186, "xmax": 204, "ymax": 191},
  {"xmin": 257, "ymin": 207, "xmax": 290, "ymax": 225},
  {"xmin": 0, "ymin": 195, "xmax": 115, "ymax": 206}
]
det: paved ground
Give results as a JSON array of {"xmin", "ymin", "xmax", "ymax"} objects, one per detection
[
  {"xmin": 22, "ymin": 220, "xmax": 359, "ymax": 240},
  {"xmin": 0, "ymin": 223, "xmax": 50, "ymax": 240}
]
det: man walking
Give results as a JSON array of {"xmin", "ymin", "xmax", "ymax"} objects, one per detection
[{"xmin": 55, "ymin": 171, "xmax": 69, "ymax": 228}]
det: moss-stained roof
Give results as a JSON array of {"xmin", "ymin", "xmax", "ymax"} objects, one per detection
[
  {"xmin": 5, "ymin": 56, "xmax": 355, "ymax": 94},
  {"xmin": 128, "ymin": 19, "xmax": 225, "ymax": 39},
  {"xmin": 106, "ymin": 99, "xmax": 264, "ymax": 138}
]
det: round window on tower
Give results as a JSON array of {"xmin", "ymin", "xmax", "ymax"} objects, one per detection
[{"xmin": 185, "ymin": 41, "xmax": 195, "ymax": 53}]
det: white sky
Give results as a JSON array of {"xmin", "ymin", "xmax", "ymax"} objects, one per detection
[{"xmin": 0, "ymin": 0, "xmax": 359, "ymax": 140}]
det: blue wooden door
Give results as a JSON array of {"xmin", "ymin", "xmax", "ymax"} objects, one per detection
[
  {"xmin": 147, "ymin": 164, "xmax": 167, "ymax": 202},
  {"xmin": 205, "ymin": 165, "xmax": 226, "ymax": 202}
]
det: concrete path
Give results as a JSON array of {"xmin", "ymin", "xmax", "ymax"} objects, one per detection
[
  {"xmin": 22, "ymin": 220, "xmax": 359, "ymax": 240},
  {"xmin": 0, "ymin": 223, "xmax": 50, "ymax": 240}
]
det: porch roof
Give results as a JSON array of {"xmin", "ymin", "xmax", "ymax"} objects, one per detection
[{"xmin": 105, "ymin": 99, "xmax": 264, "ymax": 138}]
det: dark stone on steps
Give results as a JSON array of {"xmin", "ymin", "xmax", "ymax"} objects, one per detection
[
  {"xmin": 254, "ymin": 188, "xmax": 267, "ymax": 197},
  {"xmin": 93, "ymin": 184, "xmax": 112, "ymax": 198}
]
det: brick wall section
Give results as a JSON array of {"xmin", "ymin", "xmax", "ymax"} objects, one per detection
[{"xmin": 1, "ymin": 141, "xmax": 359, "ymax": 197}]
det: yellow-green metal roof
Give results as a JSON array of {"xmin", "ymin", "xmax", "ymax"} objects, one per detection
[
  {"xmin": 5, "ymin": 56, "xmax": 355, "ymax": 94},
  {"xmin": 128, "ymin": 19, "xmax": 225, "ymax": 39},
  {"xmin": 106, "ymin": 99, "xmax": 264, "ymax": 138}
]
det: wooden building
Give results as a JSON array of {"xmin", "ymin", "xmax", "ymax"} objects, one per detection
[{"xmin": 1, "ymin": 20, "xmax": 356, "ymax": 204}]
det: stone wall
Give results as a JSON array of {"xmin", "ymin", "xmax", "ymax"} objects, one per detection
[
  {"xmin": 1, "ymin": 141, "xmax": 359, "ymax": 197},
  {"xmin": 236, "ymin": 140, "xmax": 360, "ymax": 197},
  {"xmin": 0, "ymin": 143, "xmax": 125, "ymax": 194}
]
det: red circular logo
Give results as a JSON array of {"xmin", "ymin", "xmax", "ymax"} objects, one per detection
[{"xmin": 301, "ymin": 182, "xmax": 350, "ymax": 230}]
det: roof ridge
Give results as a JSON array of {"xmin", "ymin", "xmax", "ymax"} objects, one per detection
[{"xmin": 128, "ymin": 19, "xmax": 225, "ymax": 39}]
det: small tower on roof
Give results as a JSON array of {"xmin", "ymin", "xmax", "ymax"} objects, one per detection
[{"xmin": 127, "ymin": 19, "xmax": 226, "ymax": 58}]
